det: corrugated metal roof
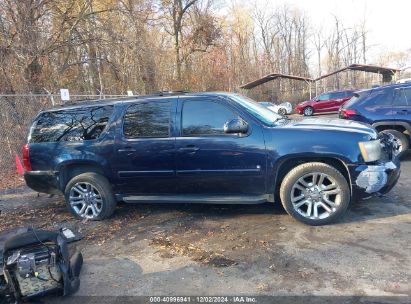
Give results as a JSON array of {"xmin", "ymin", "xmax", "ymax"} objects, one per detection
[
  {"xmin": 314, "ymin": 64, "xmax": 400, "ymax": 81},
  {"xmin": 240, "ymin": 73, "xmax": 313, "ymax": 89},
  {"xmin": 240, "ymin": 64, "xmax": 401, "ymax": 89}
]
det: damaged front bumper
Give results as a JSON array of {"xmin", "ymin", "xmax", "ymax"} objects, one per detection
[{"xmin": 350, "ymin": 157, "xmax": 401, "ymax": 200}]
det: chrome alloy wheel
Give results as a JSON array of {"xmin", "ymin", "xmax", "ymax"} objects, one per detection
[
  {"xmin": 303, "ymin": 107, "xmax": 313, "ymax": 116},
  {"xmin": 69, "ymin": 182, "xmax": 103, "ymax": 219},
  {"xmin": 291, "ymin": 172, "xmax": 342, "ymax": 220}
]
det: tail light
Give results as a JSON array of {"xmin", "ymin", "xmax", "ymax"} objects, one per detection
[
  {"xmin": 340, "ymin": 109, "xmax": 358, "ymax": 119},
  {"xmin": 22, "ymin": 144, "xmax": 32, "ymax": 171}
]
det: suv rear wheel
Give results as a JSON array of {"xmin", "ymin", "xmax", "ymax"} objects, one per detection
[
  {"xmin": 64, "ymin": 172, "xmax": 116, "ymax": 220},
  {"xmin": 280, "ymin": 162, "xmax": 350, "ymax": 225},
  {"xmin": 380, "ymin": 129, "xmax": 409, "ymax": 156}
]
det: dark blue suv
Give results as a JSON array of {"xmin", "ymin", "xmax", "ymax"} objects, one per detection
[
  {"xmin": 23, "ymin": 92, "xmax": 400, "ymax": 225},
  {"xmin": 340, "ymin": 83, "xmax": 411, "ymax": 155}
]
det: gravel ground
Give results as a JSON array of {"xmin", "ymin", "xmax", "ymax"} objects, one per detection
[{"xmin": 0, "ymin": 129, "xmax": 410, "ymax": 302}]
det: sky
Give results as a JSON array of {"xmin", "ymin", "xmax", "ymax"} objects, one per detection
[{"xmin": 239, "ymin": 0, "xmax": 411, "ymax": 64}]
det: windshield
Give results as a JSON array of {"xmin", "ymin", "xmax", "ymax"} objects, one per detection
[{"xmin": 229, "ymin": 94, "xmax": 282, "ymax": 125}]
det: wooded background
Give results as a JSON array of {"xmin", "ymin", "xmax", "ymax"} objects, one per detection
[{"xmin": 1, "ymin": 0, "xmax": 411, "ymax": 102}]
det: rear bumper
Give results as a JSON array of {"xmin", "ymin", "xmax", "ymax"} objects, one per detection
[
  {"xmin": 24, "ymin": 171, "xmax": 62, "ymax": 195},
  {"xmin": 349, "ymin": 157, "xmax": 401, "ymax": 200}
]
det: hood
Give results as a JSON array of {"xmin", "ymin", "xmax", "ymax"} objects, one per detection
[{"xmin": 280, "ymin": 117, "xmax": 378, "ymax": 139}]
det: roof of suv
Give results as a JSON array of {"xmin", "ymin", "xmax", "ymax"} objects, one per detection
[
  {"xmin": 355, "ymin": 82, "xmax": 411, "ymax": 94},
  {"xmin": 47, "ymin": 91, "xmax": 234, "ymax": 112}
]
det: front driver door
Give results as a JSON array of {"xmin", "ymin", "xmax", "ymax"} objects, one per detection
[
  {"xmin": 174, "ymin": 96, "xmax": 267, "ymax": 195},
  {"xmin": 314, "ymin": 93, "xmax": 332, "ymax": 113}
]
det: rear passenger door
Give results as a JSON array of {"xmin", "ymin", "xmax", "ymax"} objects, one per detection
[
  {"xmin": 113, "ymin": 99, "xmax": 177, "ymax": 194},
  {"xmin": 331, "ymin": 92, "xmax": 349, "ymax": 111}
]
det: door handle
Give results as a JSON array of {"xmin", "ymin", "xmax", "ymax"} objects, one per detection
[
  {"xmin": 118, "ymin": 147, "xmax": 137, "ymax": 153},
  {"xmin": 397, "ymin": 110, "xmax": 408, "ymax": 115}
]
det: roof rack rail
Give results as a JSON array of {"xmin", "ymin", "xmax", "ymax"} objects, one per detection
[{"xmin": 153, "ymin": 90, "xmax": 190, "ymax": 96}]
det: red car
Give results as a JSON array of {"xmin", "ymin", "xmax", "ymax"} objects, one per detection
[{"xmin": 297, "ymin": 90, "xmax": 354, "ymax": 116}]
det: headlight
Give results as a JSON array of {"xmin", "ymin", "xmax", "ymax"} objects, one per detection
[{"xmin": 358, "ymin": 140, "xmax": 382, "ymax": 162}]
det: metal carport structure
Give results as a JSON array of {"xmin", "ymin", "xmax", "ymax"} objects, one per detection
[
  {"xmin": 239, "ymin": 73, "xmax": 314, "ymax": 99},
  {"xmin": 240, "ymin": 64, "xmax": 401, "ymax": 98}
]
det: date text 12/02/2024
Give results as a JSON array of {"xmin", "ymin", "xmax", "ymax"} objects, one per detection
[{"xmin": 149, "ymin": 296, "xmax": 257, "ymax": 303}]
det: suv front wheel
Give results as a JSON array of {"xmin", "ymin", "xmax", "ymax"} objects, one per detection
[
  {"xmin": 303, "ymin": 106, "xmax": 314, "ymax": 116},
  {"xmin": 64, "ymin": 172, "xmax": 117, "ymax": 220},
  {"xmin": 280, "ymin": 162, "xmax": 350, "ymax": 225}
]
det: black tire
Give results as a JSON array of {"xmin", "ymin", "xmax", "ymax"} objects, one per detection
[
  {"xmin": 64, "ymin": 172, "xmax": 116, "ymax": 220},
  {"xmin": 279, "ymin": 162, "xmax": 350, "ymax": 226},
  {"xmin": 303, "ymin": 106, "xmax": 314, "ymax": 116},
  {"xmin": 380, "ymin": 129, "xmax": 409, "ymax": 157}
]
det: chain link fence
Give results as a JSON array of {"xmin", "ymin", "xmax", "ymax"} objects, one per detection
[{"xmin": 0, "ymin": 94, "xmax": 130, "ymax": 190}]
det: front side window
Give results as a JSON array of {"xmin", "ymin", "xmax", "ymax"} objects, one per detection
[
  {"xmin": 30, "ymin": 105, "xmax": 113, "ymax": 143},
  {"xmin": 318, "ymin": 93, "xmax": 331, "ymax": 101},
  {"xmin": 182, "ymin": 99, "xmax": 237, "ymax": 136},
  {"xmin": 123, "ymin": 101, "xmax": 171, "ymax": 138}
]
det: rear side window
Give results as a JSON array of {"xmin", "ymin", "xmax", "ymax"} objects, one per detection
[
  {"xmin": 330, "ymin": 92, "xmax": 344, "ymax": 99},
  {"xmin": 123, "ymin": 101, "xmax": 171, "ymax": 138},
  {"xmin": 30, "ymin": 105, "xmax": 114, "ymax": 143}
]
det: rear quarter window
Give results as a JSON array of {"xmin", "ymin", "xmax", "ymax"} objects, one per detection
[
  {"xmin": 343, "ymin": 90, "xmax": 389, "ymax": 109},
  {"xmin": 365, "ymin": 89, "xmax": 393, "ymax": 106},
  {"xmin": 29, "ymin": 105, "xmax": 114, "ymax": 143}
]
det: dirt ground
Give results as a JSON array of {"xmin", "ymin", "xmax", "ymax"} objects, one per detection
[{"xmin": 0, "ymin": 149, "xmax": 410, "ymax": 301}]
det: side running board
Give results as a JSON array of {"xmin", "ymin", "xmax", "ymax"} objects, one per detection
[{"xmin": 120, "ymin": 194, "xmax": 271, "ymax": 204}]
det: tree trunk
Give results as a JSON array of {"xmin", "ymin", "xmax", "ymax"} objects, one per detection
[{"xmin": 175, "ymin": 32, "xmax": 182, "ymax": 82}]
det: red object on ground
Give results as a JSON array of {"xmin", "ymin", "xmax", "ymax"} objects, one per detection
[
  {"xmin": 15, "ymin": 153, "xmax": 25, "ymax": 175},
  {"xmin": 22, "ymin": 144, "xmax": 32, "ymax": 172}
]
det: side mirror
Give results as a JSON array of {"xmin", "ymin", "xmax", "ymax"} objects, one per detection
[{"xmin": 224, "ymin": 118, "xmax": 248, "ymax": 134}]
